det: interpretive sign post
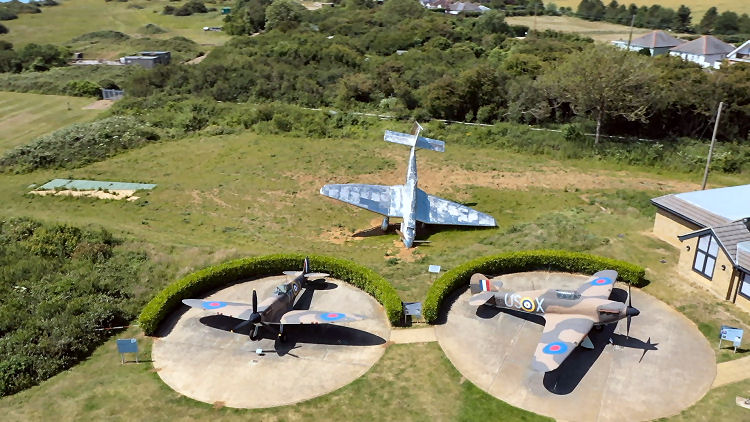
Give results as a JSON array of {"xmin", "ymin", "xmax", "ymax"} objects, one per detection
[
  {"xmin": 117, "ymin": 338, "xmax": 139, "ymax": 364},
  {"xmin": 719, "ymin": 326, "xmax": 743, "ymax": 353}
]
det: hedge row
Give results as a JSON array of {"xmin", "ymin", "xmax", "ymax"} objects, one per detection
[
  {"xmin": 139, "ymin": 254, "xmax": 403, "ymax": 335},
  {"xmin": 423, "ymin": 250, "xmax": 646, "ymax": 323}
]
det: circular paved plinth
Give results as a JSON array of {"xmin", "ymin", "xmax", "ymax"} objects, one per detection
[
  {"xmin": 152, "ymin": 276, "xmax": 390, "ymax": 408},
  {"xmin": 436, "ymin": 272, "xmax": 716, "ymax": 422}
]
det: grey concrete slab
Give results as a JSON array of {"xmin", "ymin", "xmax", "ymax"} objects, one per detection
[
  {"xmin": 436, "ymin": 271, "xmax": 716, "ymax": 422},
  {"xmin": 152, "ymin": 276, "xmax": 390, "ymax": 408}
]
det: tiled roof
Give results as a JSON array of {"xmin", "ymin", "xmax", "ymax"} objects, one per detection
[
  {"xmin": 679, "ymin": 220, "xmax": 750, "ymax": 268},
  {"xmin": 651, "ymin": 194, "xmax": 731, "ymax": 228},
  {"xmin": 737, "ymin": 241, "xmax": 750, "ymax": 271},
  {"xmin": 631, "ymin": 30, "xmax": 683, "ymax": 48},
  {"xmin": 670, "ymin": 35, "xmax": 735, "ymax": 55}
]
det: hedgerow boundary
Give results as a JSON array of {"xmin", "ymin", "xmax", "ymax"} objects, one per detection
[
  {"xmin": 422, "ymin": 250, "xmax": 646, "ymax": 323},
  {"xmin": 139, "ymin": 253, "xmax": 403, "ymax": 335}
]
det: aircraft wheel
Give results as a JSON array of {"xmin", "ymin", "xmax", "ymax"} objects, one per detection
[{"xmin": 278, "ymin": 332, "xmax": 287, "ymax": 342}]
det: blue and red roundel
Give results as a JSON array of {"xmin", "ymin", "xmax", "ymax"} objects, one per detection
[
  {"xmin": 543, "ymin": 342, "xmax": 568, "ymax": 355},
  {"xmin": 202, "ymin": 301, "xmax": 227, "ymax": 310},
  {"xmin": 591, "ymin": 277, "xmax": 613, "ymax": 286},
  {"xmin": 320, "ymin": 312, "xmax": 346, "ymax": 322}
]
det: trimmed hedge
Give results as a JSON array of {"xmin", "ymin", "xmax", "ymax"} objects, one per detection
[
  {"xmin": 139, "ymin": 254, "xmax": 403, "ymax": 334},
  {"xmin": 423, "ymin": 250, "xmax": 646, "ymax": 323}
]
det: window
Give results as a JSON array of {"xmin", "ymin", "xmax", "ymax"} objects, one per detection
[
  {"xmin": 740, "ymin": 273, "xmax": 750, "ymax": 299},
  {"xmin": 693, "ymin": 234, "xmax": 719, "ymax": 279}
]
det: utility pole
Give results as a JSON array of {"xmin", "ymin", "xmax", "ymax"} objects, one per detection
[
  {"xmin": 701, "ymin": 101, "xmax": 724, "ymax": 190},
  {"xmin": 626, "ymin": 14, "xmax": 636, "ymax": 51}
]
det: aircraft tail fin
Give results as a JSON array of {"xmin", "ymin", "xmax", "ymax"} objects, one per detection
[
  {"xmin": 384, "ymin": 130, "xmax": 445, "ymax": 153},
  {"xmin": 303, "ymin": 257, "xmax": 310, "ymax": 275},
  {"xmin": 469, "ymin": 273, "xmax": 503, "ymax": 294}
]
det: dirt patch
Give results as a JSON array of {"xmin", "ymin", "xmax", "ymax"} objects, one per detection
[
  {"xmin": 82, "ymin": 100, "xmax": 114, "ymax": 110},
  {"xmin": 30, "ymin": 189, "xmax": 140, "ymax": 201},
  {"xmin": 185, "ymin": 54, "xmax": 206, "ymax": 65}
]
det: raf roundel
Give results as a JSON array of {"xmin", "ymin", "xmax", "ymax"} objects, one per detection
[
  {"xmin": 591, "ymin": 277, "xmax": 613, "ymax": 286},
  {"xmin": 320, "ymin": 312, "xmax": 346, "ymax": 322},
  {"xmin": 520, "ymin": 297, "xmax": 536, "ymax": 312},
  {"xmin": 543, "ymin": 342, "xmax": 569, "ymax": 355},
  {"xmin": 202, "ymin": 301, "xmax": 227, "ymax": 310}
]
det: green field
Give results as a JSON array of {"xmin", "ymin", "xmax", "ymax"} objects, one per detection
[
  {"xmin": 0, "ymin": 91, "xmax": 103, "ymax": 153},
  {"xmin": 507, "ymin": 15, "xmax": 656, "ymax": 42},
  {"xmin": 0, "ymin": 0, "xmax": 230, "ymax": 48},
  {"xmin": 550, "ymin": 0, "xmax": 750, "ymax": 19}
]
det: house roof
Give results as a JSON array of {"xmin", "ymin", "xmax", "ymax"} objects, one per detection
[
  {"xmin": 631, "ymin": 30, "xmax": 683, "ymax": 48},
  {"xmin": 651, "ymin": 195, "xmax": 731, "ymax": 228},
  {"xmin": 727, "ymin": 40, "xmax": 750, "ymax": 60},
  {"xmin": 674, "ymin": 185, "xmax": 750, "ymax": 221},
  {"xmin": 678, "ymin": 220, "xmax": 750, "ymax": 270},
  {"xmin": 670, "ymin": 35, "xmax": 735, "ymax": 55}
]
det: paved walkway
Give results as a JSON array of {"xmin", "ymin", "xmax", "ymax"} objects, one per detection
[
  {"xmin": 389, "ymin": 327, "xmax": 436, "ymax": 344},
  {"xmin": 713, "ymin": 354, "xmax": 750, "ymax": 388}
]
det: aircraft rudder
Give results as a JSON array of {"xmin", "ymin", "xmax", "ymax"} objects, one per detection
[{"xmin": 469, "ymin": 273, "xmax": 502, "ymax": 294}]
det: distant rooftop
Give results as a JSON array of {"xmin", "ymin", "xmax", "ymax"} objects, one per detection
[
  {"xmin": 670, "ymin": 35, "xmax": 735, "ymax": 55},
  {"xmin": 631, "ymin": 30, "xmax": 683, "ymax": 48},
  {"xmin": 674, "ymin": 185, "xmax": 750, "ymax": 221}
]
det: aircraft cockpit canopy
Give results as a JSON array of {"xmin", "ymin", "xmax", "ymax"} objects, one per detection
[
  {"xmin": 555, "ymin": 290, "xmax": 581, "ymax": 300},
  {"xmin": 274, "ymin": 284, "xmax": 290, "ymax": 295}
]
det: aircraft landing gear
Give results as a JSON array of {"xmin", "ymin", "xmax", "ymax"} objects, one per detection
[
  {"xmin": 278, "ymin": 325, "xmax": 287, "ymax": 342},
  {"xmin": 381, "ymin": 217, "xmax": 390, "ymax": 232},
  {"xmin": 250, "ymin": 325, "xmax": 260, "ymax": 341}
]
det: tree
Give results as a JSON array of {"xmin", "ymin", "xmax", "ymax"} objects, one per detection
[
  {"xmin": 698, "ymin": 6, "xmax": 717, "ymax": 33},
  {"xmin": 224, "ymin": 0, "xmax": 272, "ymax": 35},
  {"xmin": 673, "ymin": 5, "xmax": 691, "ymax": 33},
  {"xmin": 714, "ymin": 11, "xmax": 739, "ymax": 34},
  {"xmin": 265, "ymin": 0, "xmax": 306, "ymax": 32},
  {"xmin": 740, "ymin": 13, "xmax": 750, "ymax": 34},
  {"xmin": 538, "ymin": 44, "xmax": 659, "ymax": 144}
]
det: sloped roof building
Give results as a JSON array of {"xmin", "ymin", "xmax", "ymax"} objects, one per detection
[{"xmin": 669, "ymin": 35, "xmax": 735, "ymax": 68}]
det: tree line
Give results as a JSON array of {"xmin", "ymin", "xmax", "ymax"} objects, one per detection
[
  {"xmin": 576, "ymin": 0, "xmax": 750, "ymax": 36},
  {"xmin": 123, "ymin": 0, "xmax": 748, "ymax": 142}
]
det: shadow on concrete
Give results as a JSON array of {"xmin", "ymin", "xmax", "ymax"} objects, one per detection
[
  {"xmin": 293, "ymin": 281, "xmax": 338, "ymax": 311},
  {"xmin": 433, "ymin": 285, "xmax": 468, "ymax": 325}
]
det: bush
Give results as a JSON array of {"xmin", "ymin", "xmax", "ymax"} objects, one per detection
[
  {"xmin": 0, "ymin": 23, "xmax": 7, "ymax": 34},
  {"xmin": 0, "ymin": 116, "xmax": 160, "ymax": 173},
  {"xmin": 139, "ymin": 254, "xmax": 403, "ymax": 334},
  {"xmin": 63, "ymin": 80, "xmax": 101, "ymax": 97},
  {"xmin": 70, "ymin": 30, "xmax": 130, "ymax": 42},
  {"xmin": 422, "ymin": 250, "xmax": 646, "ymax": 323}
]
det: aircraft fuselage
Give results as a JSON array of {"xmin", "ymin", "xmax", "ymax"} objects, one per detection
[
  {"xmin": 487, "ymin": 289, "xmax": 633, "ymax": 326},
  {"xmin": 399, "ymin": 146, "xmax": 419, "ymax": 248},
  {"xmin": 259, "ymin": 274, "xmax": 306, "ymax": 324}
]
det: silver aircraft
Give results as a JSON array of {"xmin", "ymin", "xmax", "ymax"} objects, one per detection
[{"xmin": 320, "ymin": 123, "xmax": 496, "ymax": 247}]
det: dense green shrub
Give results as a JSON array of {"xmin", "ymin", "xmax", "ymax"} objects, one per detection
[
  {"xmin": 70, "ymin": 30, "xmax": 131, "ymax": 42},
  {"xmin": 0, "ymin": 64, "xmax": 135, "ymax": 93},
  {"xmin": 0, "ymin": 23, "xmax": 7, "ymax": 34},
  {"xmin": 139, "ymin": 254, "xmax": 403, "ymax": 335},
  {"xmin": 0, "ymin": 217, "xmax": 161, "ymax": 397},
  {"xmin": 63, "ymin": 79, "xmax": 101, "ymax": 97},
  {"xmin": 422, "ymin": 250, "xmax": 646, "ymax": 323},
  {"xmin": 0, "ymin": 116, "xmax": 159, "ymax": 173}
]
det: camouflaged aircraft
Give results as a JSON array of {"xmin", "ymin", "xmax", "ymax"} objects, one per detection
[
  {"xmin": 468, "ymin": 270, "xmax": 640, "ymax": 372},
  {"xmin": 182, "ymin": 258, "xmax": 365, "ymax": 341},
  {"xmin": 320, "ymin": 122, "xmax": 496, "ymax": 248}
]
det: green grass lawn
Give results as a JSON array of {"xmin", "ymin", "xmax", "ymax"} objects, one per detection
[
  {"xmin": 1, "ymin": 120, "xmax": 749, "ymax": 418},
  {"xmin": 0, "ymin": 91, "xmax": 103, "ymax": 154},
  {"xmin": 0, "ymin": 0, "xmax": 230, "ymax": 48}
]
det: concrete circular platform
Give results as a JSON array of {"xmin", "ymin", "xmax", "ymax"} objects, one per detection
[
  {"xmin": 436, "ymin": 271, "xmax": 716, "ymax": 422},
  {"xmin": 152, "ymin": 276, "xmax": 390, "ymax": 408}
]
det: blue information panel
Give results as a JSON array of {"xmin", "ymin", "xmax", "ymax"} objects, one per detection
[
  {"xmin": 720, "ymin": 326, "xmax": 743, "ymax": 347},
  {"xmin": 428, "ymin": 265, "xmax": 441, "ymax": 274},
  {"xmin": 117, "ymin": 338, "xmax": 138, "ymax": 354}
]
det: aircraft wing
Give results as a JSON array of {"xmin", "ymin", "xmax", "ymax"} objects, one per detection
[
  {"xmin": 320, "ymin": 184, "xmax": 404, "ymax": 217},
  {"xmin": 576, "ymin": 270, "xmax": 618, "ymax": 299},
  {"xmin": 530, "ymin": 314, "xmax": 595, "ymax": 372},
  {"xmin": 279, "ymin": 310, "xmax": 366, "ymax": 325},
  {"xmin": 414, "ymin": 189, "xmax": 496, "ymax": 226},
  {"xmin": 182, "ymin": 299, "xmax": 265, "ymax": 320}
]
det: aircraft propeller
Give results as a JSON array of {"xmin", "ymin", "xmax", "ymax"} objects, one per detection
[{"xmin": 232, "ymin": 290, "xmax": 263, "ymax": 339}]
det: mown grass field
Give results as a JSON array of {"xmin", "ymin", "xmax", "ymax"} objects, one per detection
[
  {"xmin": 0, "ymin": 91, "xmax": 103, "ymax": 153},
  {"xmin": 507, "ymin": 15, "xmax": 655, "ymax": 42},
  {"xmin": 0, "ymin": 0, "xmax": 230, "ymax": 48},
  {"xmin": 1, "ymin": 104, "xmax": 750, "ymax": 418},
  {"xmin": 549, "ymin": 0, "xmax": 750, "ymax": 19}
]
